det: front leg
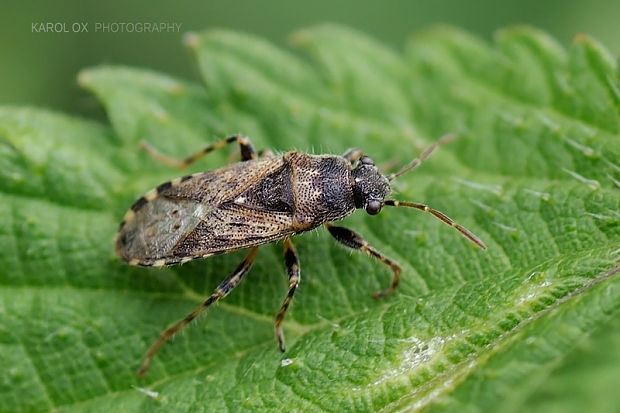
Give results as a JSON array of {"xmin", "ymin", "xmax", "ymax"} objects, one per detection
[
  {"xmin": 325, "ymin": 223, "xmax": 402, "ymax": 298},
  {"xmin": 342, "ymin": 148, "xmax": 364, "ymax": 164}
]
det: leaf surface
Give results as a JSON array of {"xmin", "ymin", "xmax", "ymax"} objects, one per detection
[{"xmin": 1, "ymin": 25, "xmax": 619, "ymax": 412}]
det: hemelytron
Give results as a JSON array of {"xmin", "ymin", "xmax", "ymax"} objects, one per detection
[{"xmin": 115, "ymin": 134, "xmax": 486, "ymax": 376}]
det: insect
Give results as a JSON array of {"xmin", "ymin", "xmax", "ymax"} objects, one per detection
[{"xmin": 115, "ymin": 134, "xmax": 486, "ymax": 376}]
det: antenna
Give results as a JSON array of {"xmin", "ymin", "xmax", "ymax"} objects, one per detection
[
  {"xmin": 388, "ymin": 134, "xmax": 457, "ymax": 181},
  {"xmin": 383, "ymin": 200, "xmax": 486, "ymax": 249}
]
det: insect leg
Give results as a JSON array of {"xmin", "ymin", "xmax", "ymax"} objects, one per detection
[
  {"xmin": 136, "ymin": 246, "xmax": 259, "ymax": 377},
  {"xmin": 342, "ymin": 148, "xmax": 364, "ymax": 163},
  {"xmin": 258, "ymin": 148, "xmax": 275, "ymax": 158},
  {"xmin": 325, "ymin": 223, "xmax": 402, "ymax": 299},
  {"xmin": 140, "ymin": 134, "xmax": 257, "ymax": 168},
  {"xmin": 274, "ymin": 238, "xmax": 300, "ymax": 352}
]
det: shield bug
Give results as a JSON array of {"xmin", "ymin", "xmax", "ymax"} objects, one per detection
[{"xmin": 115, "ymin": 134, "xmax": 486, "ymax": 376}]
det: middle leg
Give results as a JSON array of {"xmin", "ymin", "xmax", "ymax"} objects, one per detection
[
  {"xmin": 274, "ymin": 238, "xmax": 300, "ymax": 352},
  {"xmin": 325, "ymin": 223, "xmax": 402, "ymax": 299}
]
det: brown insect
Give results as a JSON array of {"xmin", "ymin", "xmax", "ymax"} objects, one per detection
[{"xmin": 115, "ymin": 134, "xmax": 486, "ymax": 376}]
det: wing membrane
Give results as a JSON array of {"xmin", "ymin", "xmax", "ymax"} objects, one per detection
[{"xmin": 116, "ymin": 157, "xmax": 296, "ymax": 265}]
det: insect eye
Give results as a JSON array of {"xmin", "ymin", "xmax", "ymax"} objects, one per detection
[
  {"xmin": 360, "ymin": 156, "xmax": 374, "ymax": 166},
  {"xmin": 365, "ymin": 200, "xmax": 382, "ymax": 215}
]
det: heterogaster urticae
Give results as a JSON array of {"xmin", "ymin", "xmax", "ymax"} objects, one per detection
[{"xmin": 114, "ymin": 134, "xmax": 486, "ymax": 376}]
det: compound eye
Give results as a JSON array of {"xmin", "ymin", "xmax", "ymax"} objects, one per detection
[
  {"xmin": 365, "ymin": 200, "xmax": 382, "ymax": 215},
  {"xmin": 360, "ymin": 156, "xmax": 374, "ymax": 166}
]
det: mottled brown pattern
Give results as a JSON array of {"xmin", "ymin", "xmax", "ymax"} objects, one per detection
[
  {"xmin": 115, "ymin": 151, "xmax": 357, "ymax": 266},
  {"xmin": 117, "ymin": 135, "xmax": 487, "ymax": 376}
]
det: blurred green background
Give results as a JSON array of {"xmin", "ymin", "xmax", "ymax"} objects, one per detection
[{"xmin": 2, "ymin": 0, "xmax": 620, "ymax": 117}]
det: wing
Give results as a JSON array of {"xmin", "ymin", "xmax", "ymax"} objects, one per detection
[{"xmin": 115, "ymin": 156, "xmax": 297, "ymax": 266}]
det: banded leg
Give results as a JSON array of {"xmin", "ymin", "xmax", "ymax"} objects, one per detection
[
  {"xmin": 136, "ymin": 246, "xmax": 259, "ymax": 376},
  {"xmin": 140, "ymin": 134, "xmax": 256, "ymax": 168},
  {"xmin": 325, "ymin": 223, "xmax": 402, "ymax": 299},
  {"xmin": 274, "ymin": 238, "xmax": 300, "ymax": 352}
]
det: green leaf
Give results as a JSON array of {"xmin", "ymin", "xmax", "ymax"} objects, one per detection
[{"xmin": 1, "ymin": 24, "xmax": 619, "ymax": 412}]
